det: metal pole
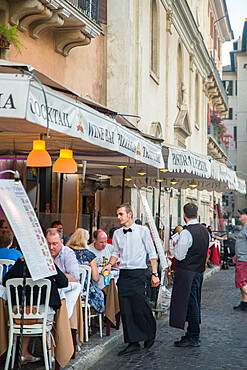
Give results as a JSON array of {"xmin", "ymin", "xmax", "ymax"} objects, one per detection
[
  {"xmin": 89, "ymin": 210, "xmax": 94, "ymax": 244},
  {"xmin": 58, "ymin": 173, "xmax": 64, "ymax": 214},
  {"xmin": 121, "ymin": 167, "xmax": 126, "ymax": 203},
  {"xmin": 97, "ymin": 211, "xmax": 101, "ymax": 229}
]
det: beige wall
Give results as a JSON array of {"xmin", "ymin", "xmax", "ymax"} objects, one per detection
[{"xmin": 11, "ymin": 29, "xmax": 105, "ymax": 104}]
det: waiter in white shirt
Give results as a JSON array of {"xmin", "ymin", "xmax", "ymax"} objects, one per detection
[{"xmin": 102, "ymin": 203, "xmax": 160, "ymax": 356}]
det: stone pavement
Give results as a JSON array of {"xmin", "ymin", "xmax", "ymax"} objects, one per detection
[{"xmin": 90, "ymin": 267, "xmax": 246, "ymax": 370}]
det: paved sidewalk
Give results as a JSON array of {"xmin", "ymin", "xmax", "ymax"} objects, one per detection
[
  {"xmin": 0, "ymin": 265, "xmax": 221, "ymax": 370},
  {"xmin": 89, "ymin": 266, "xmax": 245, "ymax": 370}
]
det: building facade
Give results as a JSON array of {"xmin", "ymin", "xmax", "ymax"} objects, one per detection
[{"xmin": 222, "ymin": 20, "xmax": 247, "ymax": 216}]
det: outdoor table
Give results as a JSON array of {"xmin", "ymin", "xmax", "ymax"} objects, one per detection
[
  {"xmin": 209, "ymin": 240, "xmax": 221, "ymax": 266},
  {"xmin": 96, "ymin": 267, "xmax": 119, "ymax": 290},
  {"xmin": 102, "ymin": 278, "xmax": 120, "ymax": 336},
  {"xmin": 55, "ymin": 282, "xmax": 83, "ymax": 369}
]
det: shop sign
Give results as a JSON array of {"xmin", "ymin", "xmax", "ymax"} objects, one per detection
[
  {"xmin": 167, "ymin": 147, "xmax": 211, "ymax": 178},
  {"xmin": 26, "ymin": 82, "xmax": 164, "ymax": 169},
  {"xmin": 0, "ymin": 179, "xmax": 56, "ymax": 280},
  {"xmin": 0, "ymin": 74, "xmax": 29, "ymax": 118}
]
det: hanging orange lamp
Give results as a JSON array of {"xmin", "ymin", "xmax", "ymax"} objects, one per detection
[
  {"xmin": 26, "ymin": 140, "xmax": 52, "ymax": 167},
  {"xmin": 53, "ymin": 149, "xmax": 77, "ymax": 174}
]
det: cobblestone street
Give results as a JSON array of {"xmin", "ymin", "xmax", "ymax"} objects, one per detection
[{"xmin": 91, "ymin": 267, "xmax": 246, "ymax": 370}]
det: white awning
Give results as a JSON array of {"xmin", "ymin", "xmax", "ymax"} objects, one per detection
[{"xmin": 0, "ymin": 72, "xmax": 164, "ymax": 169}]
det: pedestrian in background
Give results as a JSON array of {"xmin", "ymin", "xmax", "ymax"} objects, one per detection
[
  {"xmin": 231, "ymin": 216, "xmax": 235, "ymax": 234},
  {"xmin": 232, "ymin": 209, "xmax": 247, "ymax": 311},
  {"xmin": 170, "ymin": 203, "xmax": 209, "ymax": 347}
]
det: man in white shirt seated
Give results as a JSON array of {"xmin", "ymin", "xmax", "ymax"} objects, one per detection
[{"xmin": 88, "ymin": 229, "xmax": 115, "ymax": 267}]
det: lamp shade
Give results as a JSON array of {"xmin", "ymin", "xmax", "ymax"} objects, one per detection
[
  {"xmin": 53, "ymin": 149, "xmax": 77, "ymax": 174},
  {"xmin": 189, "ymin": 179, "xmax": 198, "ymax": 188},
  {"xmin": 170, "ymin": 178, "xmax": 178, "ymax": 185},
  {"xmin": 26, "ymin": 140, "xmax": 52, "ymax": 167},
  {"xmin": 138, "ymin": 168, "xmax": 146, "ymax": 176},
  {"xmin": 160, "ymin": 168, "xmax": 169, "ymax": 173},
  {"xmin": 118, "ymin": 165, "xmax": 127, "ymax": 169}
]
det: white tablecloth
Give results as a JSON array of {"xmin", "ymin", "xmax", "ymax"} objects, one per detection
[
  {"xmin": 96, "ymin": 267, "xmax": 119, "ymax": 290},
  {"xmin": 58, "ymin": 282, "xmax": 81, "ymax": 318}
]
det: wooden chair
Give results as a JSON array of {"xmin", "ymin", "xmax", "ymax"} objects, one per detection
[{"xmin": 5, "ymin": 278, "xmax": 53, "ymax": 370}]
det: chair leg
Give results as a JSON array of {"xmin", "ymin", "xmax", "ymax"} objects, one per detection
[
  {"xmin": 71, "ymin": 329, "xmax": 77, "ymax": 359},
  {"xmin": 84, "ymin": 306, "xmax": 88, "ymax": 342},
  {"xmin": 99, "ymin": 314, "xmax": 103, "ymax": 338},
  {"xmin": 11, "ymin": 334, "xmax": 17, "ymax": 369},
  {"xmin": 47, "ymin": 331, "xmax": 52, "ymax": 369},
  {"xmin": 42, "ymin": 332, "xmax": 49, "ymax": 370},
  {"xmin": 4, "ymin": 332, "xmax": 13, "ymax": 370}
]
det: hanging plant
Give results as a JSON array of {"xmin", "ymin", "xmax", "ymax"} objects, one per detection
[
  {"xmin": 210, "ymin": 111, "xmax": 232, "ymax": 147},
  {"xmin": 0, "ymin": 23, "xmax": 21, "ymax": 55}
]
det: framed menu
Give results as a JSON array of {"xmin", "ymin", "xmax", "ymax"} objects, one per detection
[{"xmin": 0, "ymin": 179, "xmax": 56, "ymax": 280}]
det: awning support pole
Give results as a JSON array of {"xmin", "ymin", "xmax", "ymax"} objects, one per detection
[
  {"xmin": 58, "ymin": 173, "xmax": 63, "ymax": 214},
  {"xmin": 121, "ymin": 167, "xmax": 126, "ymax": 203}
]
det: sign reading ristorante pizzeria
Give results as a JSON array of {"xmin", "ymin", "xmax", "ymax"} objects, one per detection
[{"xmin": 167, "ymin": 146, "xmax": 211, "ymax": 178}]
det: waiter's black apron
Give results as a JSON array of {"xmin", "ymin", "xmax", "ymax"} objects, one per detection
[
  {"xmin": 169, "ymin": 267, "xmax": 196, "ymax": 329},
  {"xmin": 117, "ymin": 269, "xmax": 156, "ymax": 343}
]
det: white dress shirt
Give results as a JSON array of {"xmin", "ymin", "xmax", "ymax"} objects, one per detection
[
  {"xmin": 112, "ymin": 222, "xmax": 157, "ymax": 269},
  {"xmin": 174, "ymin": 219, "xmax": 199, "ymax": 261}
]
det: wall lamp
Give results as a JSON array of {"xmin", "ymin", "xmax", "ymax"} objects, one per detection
[{"xmin": 0, "ymin": 170, "xmax": 20, "ymax": 183}]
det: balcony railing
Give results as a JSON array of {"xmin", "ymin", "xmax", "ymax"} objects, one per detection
[{"xmin": 67, "ymin": 0, "xmax": 99, "ymax": 23}]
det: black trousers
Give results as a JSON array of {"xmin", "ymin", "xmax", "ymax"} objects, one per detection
[{"xmin": 117, "ymin": 269, "xmax": 156, "ymax": 343}]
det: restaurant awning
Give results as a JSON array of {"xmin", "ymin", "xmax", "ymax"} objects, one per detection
[
  {"xmin": 0, "ymin": 68, "xmax": 164, "ymax": 169},
  {"xmin": 108, "ymin": 145, "xmax": 246, "ymax": 195}
]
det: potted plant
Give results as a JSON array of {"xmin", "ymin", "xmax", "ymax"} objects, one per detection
[{"xmin": 0, "ymin": 23, "xmax": 21, "ymax": 57}]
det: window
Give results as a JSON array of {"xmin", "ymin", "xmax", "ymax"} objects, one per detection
[
  {"xmin": 225, "ymin": 108, "xmax": 233, "ymax": 120},
  {"xmin": 235, "ymin": 80, "xmax": 237, "ymax": 96},
  {"xmin": 150, "ymin": 0, "xmax": 159, "ymax": 78},
  {"xmin": 195, "ymin": 73, "xmax": 200, "ymax": 127},
  {"xmin": 222, "ymin": 80, "xmax": 233, "ymax": 95},
  {"xmin": 234, "ymin": 126, "xmax": 237, "ymax": 148},
  {"xmin": 177, "ymin": 42, "xmax": 183, "ymax": 105},
  {"xmin": 233, "ymin": 41, "xmax": 238, "ymax": 51}
]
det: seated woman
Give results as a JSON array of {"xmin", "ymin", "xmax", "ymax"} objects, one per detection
[
  {"xmin": 67, "ymin": 228, "xmax": 104, "ymax": 314},
  {"xmin": 0, "ymin": 230, "xmax": 22, "ymax": 276},
  {"xmin": 3, "ymin": 257, "xmax": 68, "ymax": 364}
]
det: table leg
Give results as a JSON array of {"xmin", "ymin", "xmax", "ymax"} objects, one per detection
[
  {"xmin": 0, "ymin": 353, "xmax": 5, "ymax": 367},
  {"xmin": 71, "ymin": 329, "xmax": 76, "ymax": 359},
  {"xmin": 116, "ymin": 312, "xmax": 120, "ymax": 330},
  {"xmin": 55, "ymin": 359, "xmax": 60, "ymax": 370},
  {"xmin": 106, "ymin": 319, "xmax": 111, "ymax": 336}
]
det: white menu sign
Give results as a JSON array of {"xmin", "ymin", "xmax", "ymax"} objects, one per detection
[
  {"xmin": 0, "ymin": 179, "xmax": 56, "ymax": 280},
  {"xmin": 139, "ymin": 193, "xmax": 168, "ymax": 272}
]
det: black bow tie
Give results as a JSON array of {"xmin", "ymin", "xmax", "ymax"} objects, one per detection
[{"xmin": 123, "ymin": 228, "xmax": 132, "ymax": 234}]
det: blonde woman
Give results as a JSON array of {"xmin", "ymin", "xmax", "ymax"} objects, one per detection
[{"xmin": 67, "ymin": 228, "xmax": 104, "ymax": 314}]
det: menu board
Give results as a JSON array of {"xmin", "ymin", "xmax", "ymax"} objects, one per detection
[
  {"xmin": 0, "ymin": 179, "xmax": 56, "ymax": 281},
  {"xmin": 140, "ymin": 193, "xmax": 168, "ymax": 272}
]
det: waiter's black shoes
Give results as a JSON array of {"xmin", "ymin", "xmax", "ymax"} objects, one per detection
[
  {"xmin": 233, "ymin": 301, "xmax": 247, "ymax": 311},
  {"xmin": 174, "ymin": 335, "xmax": 200, "ymax": 347},
  {"xmin": 144, "ymin": 339, "xmax": 155, "ymax": 348},
  {"xmin": 118, "ymin": 343, "xmax": 141, "ymax": 356}
]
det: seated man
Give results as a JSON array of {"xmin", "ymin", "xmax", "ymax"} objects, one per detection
[
  {"xmin": 88, "ymin": 229, "xmax": 117, "ymax": 267},
  {"xmin": 51, "ymin": 220, "xmax": 70, "ymax": 245},
  {"xmin": 0, "ymin": 230, "xmax": 22, "ymax": 276},
  {"xmin": 46, "ymin": 228, "xmax": 79, "ymax": 282}
]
